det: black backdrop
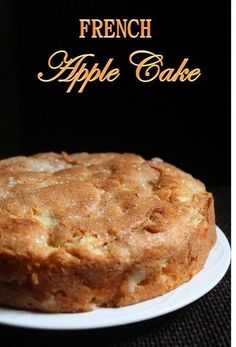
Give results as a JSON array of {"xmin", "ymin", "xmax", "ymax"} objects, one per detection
[{"xmin": 0, "ymin": 0, "xmax": 230, "ymax": 187}]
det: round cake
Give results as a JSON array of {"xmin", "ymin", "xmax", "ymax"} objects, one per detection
[{"xmin": 0, "ymin": 152, "xmax": 216, "ymax": 312}]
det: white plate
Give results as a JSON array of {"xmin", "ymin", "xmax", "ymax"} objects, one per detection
[{"xmin": 0, "ymin": 226, "xmax": 230, "ymax": 330}]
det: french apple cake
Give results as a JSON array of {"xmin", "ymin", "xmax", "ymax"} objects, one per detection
[{"xmin": 0, "ymin": 152, "xmax": 216, "ymax": 312}]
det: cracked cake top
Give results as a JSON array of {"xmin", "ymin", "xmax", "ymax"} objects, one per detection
[{"xmin": 0, "ymin": 152, "xmax": 210, "ymax": 263}]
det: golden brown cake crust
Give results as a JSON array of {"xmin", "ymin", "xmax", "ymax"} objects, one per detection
[{"xmin": 0, "ymin": 152, "xmax": 216, "ymax": 312}]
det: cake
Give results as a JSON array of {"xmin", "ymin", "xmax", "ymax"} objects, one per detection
[{"xmin": 0, "ymin": 152, "xmax": 216, "ymax": 312}]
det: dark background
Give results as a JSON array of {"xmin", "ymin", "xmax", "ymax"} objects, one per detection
[{"xmin": 0, "ymin": 0, "xmax": 231, "ymax": 187}]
